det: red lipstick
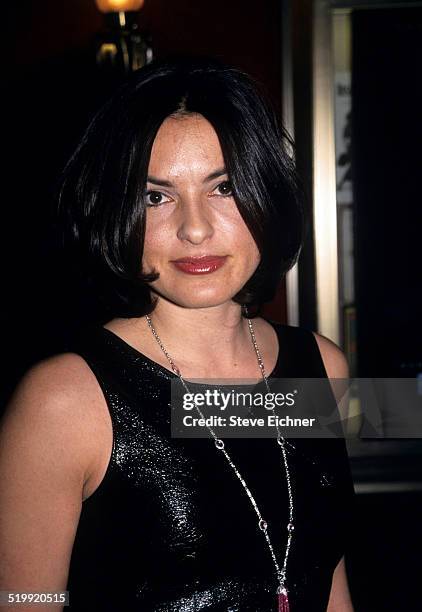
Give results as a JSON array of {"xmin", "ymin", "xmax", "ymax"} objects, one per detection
[{"xmin": 171, "ymin": 255, "xmax": 227, "ymax": 275}]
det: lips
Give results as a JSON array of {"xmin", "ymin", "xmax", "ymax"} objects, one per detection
[{"xmin": 170, "ymin": 255, "xmax": 227, "ymax": 275}]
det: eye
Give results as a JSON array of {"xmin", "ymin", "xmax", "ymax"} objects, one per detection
[
  {"xmin": 144, "ymin": 190, "xmax": 173, "ymax": 207},
  {"xmin": 211, "ymin": 180, "xmax": 233, "ymax": 198}
]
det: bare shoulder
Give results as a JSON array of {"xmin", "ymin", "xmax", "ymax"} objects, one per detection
[
  {"xmin": 4, "ymin": 351, "xmax": 106, "ymax": 430},
  {"xmin": 1, "ymin": 352, "xmax": 111, "ymax": 496},
  {"xmin": 0, "ymin": 352, "xmax": 112, "ymax": 592},
  {"xmin": 312, "ymin": 332, "xmax": 349, "ymax": 378}
]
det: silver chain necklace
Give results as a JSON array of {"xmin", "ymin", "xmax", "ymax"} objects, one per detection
[{"xmin": 145, "ymin": 313, "xmax": 294, "ymax": 612}]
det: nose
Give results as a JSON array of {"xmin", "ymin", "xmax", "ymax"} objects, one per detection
[{"xmin": 176, "ymin": 199, "xmax": 214, "ymax": 245}]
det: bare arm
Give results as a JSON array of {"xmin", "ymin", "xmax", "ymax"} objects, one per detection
[
  {"xmin": 0, "ymin": 354, "xmax": 100, "ymax": 611},
  {"xmin": 326, "ymin": 556, "xmax": 354, "ymax": 612},
  {"xmin": 313, "ymin": 333, "xmax": 355, "ymax": 612}
]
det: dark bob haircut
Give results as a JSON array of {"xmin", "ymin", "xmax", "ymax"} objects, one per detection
[{"xmin": 57, "ymin": 56, "xmax": 305, "ymax": 318}]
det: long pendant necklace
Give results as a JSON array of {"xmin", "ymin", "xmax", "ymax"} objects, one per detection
[{"xmin": 145, "ymin": 312, "xmax": 294, "ymax": 612}]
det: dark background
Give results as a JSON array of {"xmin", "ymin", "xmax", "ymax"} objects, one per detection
[
  {"xmin": 348, "ymin": 10, "xmax": 422, "ymax": 607},
  {"xmin": 3, "ymin": 0, "xmax": 285, "ymax": 401},
  {"xmin": 352, "ymin": 7, "xmax": 422, "ymax": 378}
]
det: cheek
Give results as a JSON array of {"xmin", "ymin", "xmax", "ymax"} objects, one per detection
[
  {"xmin": 246, "ymin": 241, "xmax": 261, "ymax": 272},
  {"xmin": 142, "ymin": 216, "xmax": 172, "ymax": 261},
  {"xmin": 236, "ymin": 228, "xmax": 261, "ymax": 273},
  {"xmin": 224, "ymin": 214, "xmax": 260, "ymax": 261}
]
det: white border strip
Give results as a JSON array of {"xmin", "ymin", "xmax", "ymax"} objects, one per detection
[
  {"xmin": 281, "ymin": 0, "xmax": 299, "ymax": 326},
  {"xmin": 312, "ymin": 1, "xmax": 340, "ymax": 342}
]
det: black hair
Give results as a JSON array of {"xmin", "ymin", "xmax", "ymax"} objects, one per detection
[{"xmin": 57, "ymin": 56, "xmax": 305, "ymax": 318}]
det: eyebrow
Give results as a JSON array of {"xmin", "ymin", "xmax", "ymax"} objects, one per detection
[{"xmin": 147, "ymin": 168, "xmax": 228, "ymax": 187}]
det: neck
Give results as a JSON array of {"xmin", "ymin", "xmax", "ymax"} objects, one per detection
[
  {"xmin": 145, "ymin": 298, "xmax": 251, "ymax": 368},
  {"xmin": 108, "ymin": 296, "xmax": 276, "ymax": 379}
]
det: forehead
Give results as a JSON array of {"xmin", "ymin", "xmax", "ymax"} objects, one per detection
[{"xmin": 148, "ymin": 114, "xmax": 225, "ymax": 177}]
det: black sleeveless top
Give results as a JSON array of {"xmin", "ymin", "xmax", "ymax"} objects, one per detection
[{"xmin": 66, "ymin": 321, "xmax": 355, "ymax": 611}]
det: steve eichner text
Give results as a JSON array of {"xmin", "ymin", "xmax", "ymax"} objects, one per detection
[
  {"xmin": 182, "ymin": 389, "xmax": 296, "ymax": 411},
  {"xmin": 182, "ymin": 415, "xmax": 316, "ymax": 428}
]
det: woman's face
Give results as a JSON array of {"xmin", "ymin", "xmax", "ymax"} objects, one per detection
[{"xmin": 142, "ymin": 113, "xmax": 260, "ymax": 309}]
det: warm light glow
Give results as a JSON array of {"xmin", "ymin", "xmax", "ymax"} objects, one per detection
[
  {"xmin": 95, "ymin": 0, "xmax": 145, "ymax": 13},
  {"xmin": 313, "ymin": 1, "xmax": 339, "ymax": 343}
]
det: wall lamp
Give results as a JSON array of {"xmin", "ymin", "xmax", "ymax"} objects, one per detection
[{"xmin": 94, "ymin": 0, "xmax": 152, "ymax": 74}]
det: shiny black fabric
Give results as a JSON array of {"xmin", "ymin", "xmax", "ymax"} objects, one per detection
[{"xmin": 66, "ymin": 321, "xmax": 355, "ymax": 611}]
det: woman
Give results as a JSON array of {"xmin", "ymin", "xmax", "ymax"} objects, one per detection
[{"xmin": 0, "ymin": 58, "xmax": 355, "ymax": 611}]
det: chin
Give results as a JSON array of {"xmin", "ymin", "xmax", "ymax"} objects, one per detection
[{"xmin": 151, "ymin": 286, "xmax": 242, "ymax": 310}]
